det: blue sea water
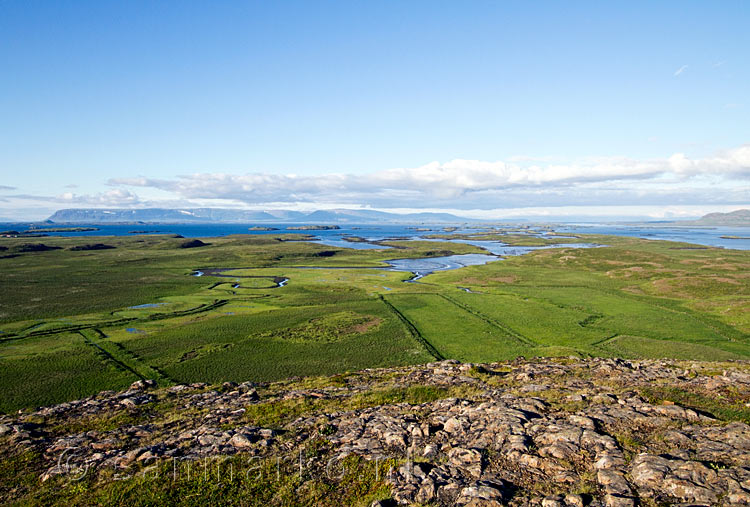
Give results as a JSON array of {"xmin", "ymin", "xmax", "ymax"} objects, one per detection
[
  {"xmin": 0, "ymin": 222, "xmax": 747, "ymax": 250},
  {"xmin": 0, "ymin": 223, "xmax": 436, "ymax": 239},
  {"xmin": 555, "ymin": 224, "xmax": 750, "ymax": 250}
]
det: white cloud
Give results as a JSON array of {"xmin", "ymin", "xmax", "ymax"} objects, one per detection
[
  {"xmin": 4, "ymin": 144, "xmax": 750, "ymax": 221},
  {"xmin": 8, "ymin": 189, "xmax": 142, "ymax": 207},
  {"xmin": 56, "ymin": 189, "xmax": 141, "ymax": 206},
  {"xmin": 674, "ymin": 65, "xmax": 688, "ymax": 76},
  {"xmin": 107, "ymin": 143, "xmax": 750, "ymax": 209}
]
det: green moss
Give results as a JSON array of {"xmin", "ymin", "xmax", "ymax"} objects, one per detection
[
  {"xmin": 350, "ymin": 385, "xmax": 452, "ymax": 407},
  {"xmin": 243, "ymin": 384, "xmax": 478, "ymax": 429},
  {"xmin": 0, "ymin": 450, "xmax": 44, "ymax": 501},
  {"xmin": 3, "ymin": 450, "xmax": 397, "ymax": 506}
]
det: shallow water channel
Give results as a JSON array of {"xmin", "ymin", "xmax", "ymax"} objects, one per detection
[
  {"xmin": 384, "ymin": 242, "xmax": 601, "ymax": 281},
  {"xmin": 187, "ymin": 242, "xmax": 602, "ymax": 289},
  {"xmin": 384, "ymin": 253, "xmax": 499, "ymax": 281}
]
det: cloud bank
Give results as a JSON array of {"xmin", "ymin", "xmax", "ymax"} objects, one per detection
[
  {"xmin": 2, "ymin": 144, "xmax": 748, "ymax": 221},
  {"xmin": 106, "ymin": 144, "xmax": 750, "ymax": 209}
]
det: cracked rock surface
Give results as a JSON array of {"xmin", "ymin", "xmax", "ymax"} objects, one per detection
[{"xmin": 1, "ymin": 357, "xmax": 749, "ymax": 505}]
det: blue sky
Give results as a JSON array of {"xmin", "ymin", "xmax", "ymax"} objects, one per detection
[{"xmin": 1, "ymin": 1, "xmax": 748, "ymax": 220}]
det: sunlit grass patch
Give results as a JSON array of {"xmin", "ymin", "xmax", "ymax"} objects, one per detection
[
  {"xmin": 597, "ymin": 335, "xmax": 742, "ymax": 361},
  {"xmin": 640, "ymin": 385, "xmax": 750, "ymax": 424}
]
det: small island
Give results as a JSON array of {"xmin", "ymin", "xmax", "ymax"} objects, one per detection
[
  {"xmin": 1, "ymin": 231, "xmax": 47, "ymax": 238},
  {"xmin": 248, "ymin": 226, "xmax": 279, "ymax": 231},
  {"xmin": 2, "ymin": 228, "xmax": 100, "ymax": 237},
  {"xmin": 25, "ymin": 227, "xmax": 99, "ymax": 233},
  {"xmin": 286, "ymin": 225, "xmax": 341, "ymax": 230}
]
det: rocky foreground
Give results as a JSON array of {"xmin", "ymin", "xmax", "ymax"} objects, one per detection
[{"xmin": 2, "ymin": 358, "xmax": 750, "ymax": 506}]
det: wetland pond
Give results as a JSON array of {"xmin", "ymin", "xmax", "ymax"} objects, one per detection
[
  {"xmin": 384, "ymin": 242, "xmax": 601, "ymax": 281},
  {"xmin": 189, "ymin": 242, "xmax": 603, "ymax": 285},
  {"xmin": 385, "ymin": 254, "xmax": 499, "ymax": 281}
]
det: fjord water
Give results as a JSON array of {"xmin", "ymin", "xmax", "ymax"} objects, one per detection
[
  {"xmin": 1, "ymin": 222, "xmax": 747, "ymax": 250},
  {"xmin": 556, "ymin": 224, "xmax": 750, "ymax": 250}
]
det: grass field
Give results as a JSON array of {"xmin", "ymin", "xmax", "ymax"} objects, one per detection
[
  {"xmin": 1, "ymin": 230, "xmax": 748, "ymax": 411},
  {"xmin": 384, "ymin": 293, "xmax": 528, "ymax": 362}
]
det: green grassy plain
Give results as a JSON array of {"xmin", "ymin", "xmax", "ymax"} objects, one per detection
[{"xmin": 1, "ymin": 230, "xmax": 748, "ymax": 411}]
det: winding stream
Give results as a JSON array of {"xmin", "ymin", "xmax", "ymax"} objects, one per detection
[
  {"xmin": 385, "ymin": 253, "xmax": 500, "ymax": 281},
  {"xmin": 189, "ymin": 242, "xmax": 602, "ymax": 287},
  {"xmin": 192, "ymin": 268, "xmax": 289, "ymax": 288}
]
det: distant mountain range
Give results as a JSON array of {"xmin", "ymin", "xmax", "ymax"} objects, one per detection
[
  {"xmin": 676, "ymin": 209, "xmax": 750, "ymax": 227},
  {"xmin": 47, "ymin": 208, "xmax": 474, "ymax": 224},
  {"xmin": 43, "ymin": 207, "xmax": 750, "ymax": 226}
]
